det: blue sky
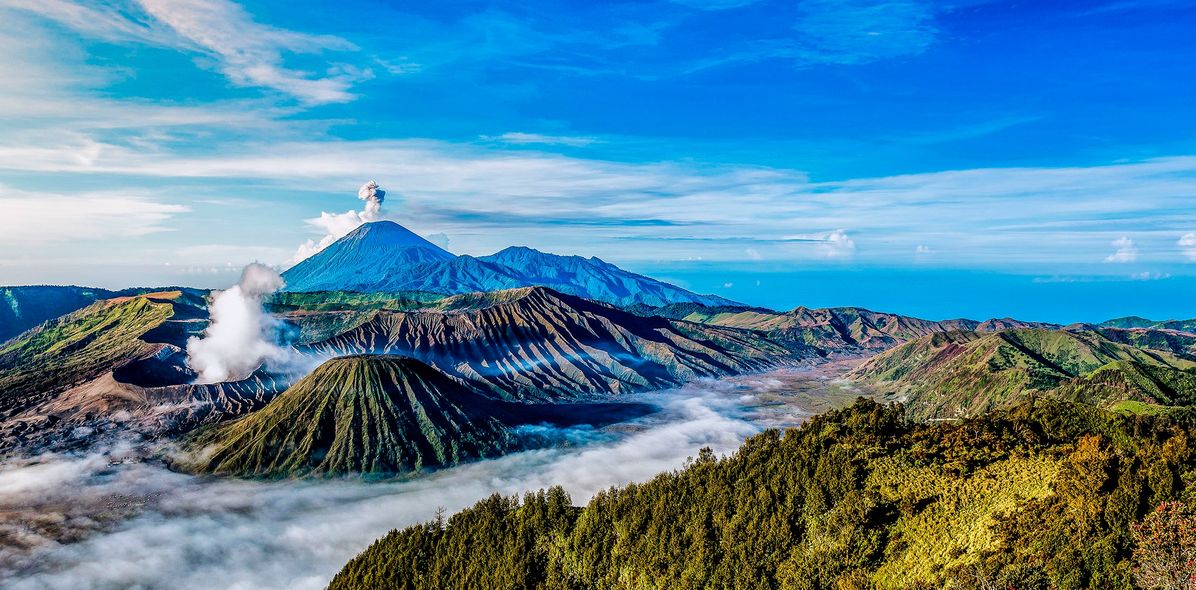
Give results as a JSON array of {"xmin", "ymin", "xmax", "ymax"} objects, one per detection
[{"xmin": 0, "ymin": 0, "xmax": 1194, "ymax": 322}]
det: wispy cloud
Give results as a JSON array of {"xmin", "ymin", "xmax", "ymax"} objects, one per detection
[
  {"xmin": 0, "ymin": 185, "xmax": 188, "ymax": 245},
  {"xmin": 817, "ymin": 229, "xmax": 857, "ymax": 259},
  {"xmin": 482, "ymin": 132, "xmax": 598, "ymax": 147},
  {"xmin": 1180, "ymin": 233, "xmax": 1196, "ymax": 261},
  {"xmin": 792, "ymin": 0, "xmax": 938, "ymax": 65},
  {"xmin": 682, "ymin": 0, "xmax": 946, "ymax": 73},
  {"xmin": 670, "ymin": 0, "xmax": 764, "ymax": 10},
  {"xmin": 7, "ymin": 0, "xmax": 364, "ymax": 104},
  {"xmin": 1104, "ymin": 235, "xmax": 1138, "ymax": 263},
  {"xmin": 137, "ymin": 0, "xmax": 363, "ymax": 104},
  {"xmin": 2, "ymin": 133, "xmax": 1196, "ymax": 269}
]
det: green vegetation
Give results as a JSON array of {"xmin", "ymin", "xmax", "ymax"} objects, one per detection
[
  {"xmin": 269, "ymin": 290, "xmax": 448, "ymax": 312},
  {"xmin": 0, "ymin": 292, "xmax": 181, "ymax": 415},
  {"xmin": 181, "ymin": 355, "xmax": 521, "ymax": 478},
  {"xmin": 1102, "ymin": 316, "xmax": 1196, "ymax": 333},
  {"xmin": 633, "ymin": 303, "xmax": 1051, "ymax": 354},
  {"xmin": 852, "ymin": 328, "xmax": 1196, "ymax": 421},
  {"xmin": 328, "ymin": 399, "xmax": 1196, "ymax": 590}
]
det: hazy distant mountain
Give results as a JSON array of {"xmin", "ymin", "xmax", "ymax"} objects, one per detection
[
  {"xmin": 281, "ymin": 221, "xmax": 737, "ymax": 307},
  {"xmin": 634, "ymin": 302, "xmax": 1057, "ymax": 355},
  {"xmin": 0, "ymin": 286, "xmax": 115, "ymax": 343},
  {"xmin": 477, "ymin": 246, "xmax": 737, "ymax": 307},
  {"xmin": 1100, "ymin": 315, "xmax": 1196, "ymax": 332}
]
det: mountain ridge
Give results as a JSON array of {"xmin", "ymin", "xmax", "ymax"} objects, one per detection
[
  {"xmin": 281, "ymin": 221, "xmax": 737, "ymax": 307},
  {"xmin": 850, "ymin": 326, "xmax": 1196, "ymax": 420},
  {"xmin": 297, "ymin": 285, "xmax": 799, "ymax": 401}
]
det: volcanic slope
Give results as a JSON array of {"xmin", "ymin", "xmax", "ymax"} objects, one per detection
[
  {"xmin": 0, "ymin": 290, "xmax": 287, "ymax": 453},
  {"xmin": 634, "ymin": 303, "xmax": 1055, "ymax": 354},
  {"xmin": 302, "ymin": 287, "xmax": 799, "ymax": 401},
  {"xmin": 281, "ymin": 221, "xmax": 736, "ymax": 307},
  {"xmin": 850, "ymin": 327, "xmax": 1196, "ymax": 420},
  {"xmin": 185, "ymin": 355, "xmax": 524, "ymax": 478},
  {"xmin": 0, "ymin": 291, "xmax": 191, "ymax": 416}
]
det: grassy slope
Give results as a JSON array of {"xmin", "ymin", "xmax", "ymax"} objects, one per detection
[
  {"xmin": 328, "ymin": 399, "xmax": 1196, "ymax": 590},
  {"xmin": 852, "ymin": 328, "xmax": 1196, "ymax": 420},
  {"xmin": 0, "ymin": 292, "xmax": 181, "ymax": 416},
  {"xmin": 182, "ymin": 355, "xmax": 520, "ymax": 478}
]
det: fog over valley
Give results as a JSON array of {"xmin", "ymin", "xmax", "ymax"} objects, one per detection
[{"xmin": 0, "ymin": 370, "xmax": 849, "ymax": 590}]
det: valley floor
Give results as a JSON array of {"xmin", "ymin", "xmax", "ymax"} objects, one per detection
[{"xmin": 0, "ymin": 364, "xmax": 870, "ymax": 590}]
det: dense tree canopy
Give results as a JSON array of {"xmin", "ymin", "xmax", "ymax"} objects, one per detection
[{"xmin": 329, "ymin": 399, "xmax": 1196, "ymax": 589}]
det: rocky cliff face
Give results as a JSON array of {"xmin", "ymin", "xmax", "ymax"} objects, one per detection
[{"xmin": 302, "ymin": 287, "xmax": 800, "ymax": 401}]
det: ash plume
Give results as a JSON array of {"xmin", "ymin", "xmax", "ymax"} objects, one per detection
[
  {"xmin": 357, "ymin": 180, "xmax": 385, "ymax": 214},
  {"xmin": 287, "ymin": 181, "xmax": 387, "ymax": 266},
  {"xmin": 185, "ymin": 263, "xmax": 299, "ymax": 384}
]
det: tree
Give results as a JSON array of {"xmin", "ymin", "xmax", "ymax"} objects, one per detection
[{"xmin": 1133, "ymin": 501, "xmax": 1196, "ymax": 590}]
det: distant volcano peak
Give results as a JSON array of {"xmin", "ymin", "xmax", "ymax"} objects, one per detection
[
  {"xmin": 342, "ymin": 221, "xmax": 452, "ymax": 255},
  {"xmin": 282, "ymin": 220, "xmax": 738, "ymax": 307}
]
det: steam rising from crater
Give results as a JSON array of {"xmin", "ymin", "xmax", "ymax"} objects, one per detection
[
  {"xmin": 186, "ymin": 263, "xmax": 296, "ymax": 384},
  {"xmin": 287, "ymin": 181, "xmax": 387, "ymax": 266}
]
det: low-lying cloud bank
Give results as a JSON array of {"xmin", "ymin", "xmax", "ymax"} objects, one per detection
[{"xmin": 0, "ymin": 371, "xmax": 823, "ymax": 590}]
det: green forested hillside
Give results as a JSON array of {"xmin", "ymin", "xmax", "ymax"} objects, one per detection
[
  {"xmin": 328, "ymin": 399, "xmax": 1196, "ymax": 590},
  {"xmin": 632, "ymin": 303, "xmax": 1055, "ymax": 354},
  {"xmin": 851, "ymin": 328, "xmax": 1196, "ymax": 420},
  {"xmin": 0, "ymin": 292, "xmax": 187, "ymax": 415}
]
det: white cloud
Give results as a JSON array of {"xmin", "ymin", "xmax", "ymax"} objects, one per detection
[
  {"xmin": 1104, "ymin": 236, "xmax": 1138, "ymax": 263},
  {"xmin": 817, "ymin": 229, "xmax": 856, "ymax": 259},
  {"xmin": 186, "ymin": 263, "xmax": 306, "ymax": 383},
  {"xmin": 175, "ymin": 244, "xmax": 291, "ymax": 264},
  {"xmin": 4, "ymin": 122, "xmax": 1196, "ymax": 273},
  {"xmin": 0, "ymin": 186, "xmax": 188, "ymax": 245},
  {"xmin": 1179, "ymin": 233, "xmax": 1196, "ymax": 262},
  {"xmin": 425, "ymin": 232, "xmax": 451, "ymax": 250},
  {"xmin": 7, "ymin": 0, "xmax": 363, "ymax": 105},
  {"xmin": 915, "ymin": 244, "xmax": 932, "ymax": 254},
  {"xmin": 483, "ymin": 132, "xmax": 598, "ymax": 147},
  {"xmin": 286, "ymin": 181, "xmax": 389, "ymax": 266}
]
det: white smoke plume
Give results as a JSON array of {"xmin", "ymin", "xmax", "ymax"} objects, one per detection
[
  {"xmin": 186, "ymin": 263, "xmax": 297, "ymax": 384},
  {"xmin": 357, "ymin": 179, "xmax": 386, "ymax": 214},
  {"xmin": 286, "ymin": 181, "xmax": 387, "ymax": 266}
]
